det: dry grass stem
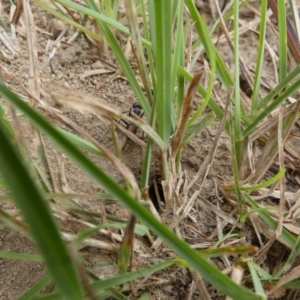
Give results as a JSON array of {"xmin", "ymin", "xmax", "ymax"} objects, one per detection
[
  {"xmin": 62, "ymin": 232, "xmax": 118, "ymax": 251},
  {"xmin": 187, "ymin": 87, "xmax": 232, "ymax": 191},
  {"xmin": 267, "ymin": 264, "xmax": 300, "ymax": 296},
  {"xmin": 191, "ymin": 271, "xmax": 211, "ymax": 300},
  {"xmin": 225, "ymin": 266, "xmax": 244, "ymax": 300},
  {"xmin": 171, "ymin": 73, "xmax": 202, "ymax": 172}
]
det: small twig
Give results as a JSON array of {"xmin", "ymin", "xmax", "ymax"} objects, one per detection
[
  {"xmin": 276, "ymin": 106, "xmax": 285, "ymax": 237},
  {"xmin": 187, "ymin": 87, "xmax": 232, "ymax": 191}
]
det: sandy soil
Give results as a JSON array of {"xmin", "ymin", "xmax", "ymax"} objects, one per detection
[{"xmin": 0, "ymin": 1, "xmax": 298, "ymax": 299}]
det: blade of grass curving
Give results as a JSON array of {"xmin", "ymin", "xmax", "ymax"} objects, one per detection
[
  {"xmin": 240, "ymin": 206, "xmax": 277, "ymax": 223},
  {"xmin": 243, "ymin": 78, "xmax": 300, "ymax": 137},
  {"xmin": 56, "ymin": 128, "xmax": 103, "ymax": 156},
  {"xmin": 18, "ymin": 274, "xmax": 53, "ymax": 300},
  {"xmin": 0, "ymin": 251, "xmax": 43, "ymax": 261},
  {"xmin": 212, "ymin": 233, "xmax": 242, "ymax": 249},
  {"xmin": 185, "ymin": 0, "xmax": 233, "ymax": 88},
  {"xmin": 35, "ymin": 260, "xmax": 175, "ymax": 300},
  {"xmin": 243, "ymin": 193, "xmax": 296, "ymax": 248},
  {"xmin": 277, "ymin": 233, "xmax": 300, "ymax": 277},
  {"xmin": 247, "ymin": 261, "xmax": 267, "ymax": 298},
  {"xmin": 227, "ymin": 168, "xmax": 286, "ymax": 192},
  {"xmin": 0, "ymin": 119, "xmax": 83, "ymax": 298},
  {"xmin": 251, "ymin": 0, "xmax": 268, "ymax": 116},
  {"xmin": 257, "ymin": 64, "xmax": 300, "ymax": 110},
  {"xmin": 252, "ymin": 263, "xmax": 277, "ymax": 281},
  {"xmin": 0, "ymin": 84, "xmax": 261, "ymax": 299}
]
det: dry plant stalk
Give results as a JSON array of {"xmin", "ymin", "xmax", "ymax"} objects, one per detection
[
  {"xmin": 187, "ymin": 87, "xmax": 233, "ymax": 191},
  {"xmin": 171, "ymin": 73, "xmax": 202, "ymax": 168},
  {"xmin": 267, "ymin": 264, "xmax": 300, "ymax": 297},
  {"xmin": 11, "ymin": 0, "xmax": 23, "ymax": 25},
  {"xmin": 22, "ymin": 0, "xmax": 40, "ymax": 104},
  {"xmin": 225, "ymin": 266, "xmax": 244, "ymax": 300}
]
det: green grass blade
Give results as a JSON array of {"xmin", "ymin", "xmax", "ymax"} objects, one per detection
[
  {"xmin": 251, "ymin": 0, "xmax": 268, "ymax": 115},
  {"xmin": 0, "ymin": 117, "xmax": 83, "ymax": 299},
  {"xmin": 289, "ymin": 0, "xmax": 300, "ymax": 42},
  {"xmin": 57, "ymin": 128, "xmax": 103, "ymax": 156},
  {"xmin": 247, "ymin": 260, "xmax": 267, "ymax": 298},
  {"xmin": 34, "ymin": 0, "xmax": 107, "ymax": 43},
  {"xmin": 35, "ymin": 260, "xmax": 175, "ymax": 300},
  {"xmin": 37, "ymin": 0, "xmax": 151, "ymax": 118},
  {"xmin": 0, "ymin": 251, "xmax": 43, "ymax": 261},
  {"xmin": 172, "ymin": 0, "xmax": 184, "ymax": 115},
  {"xmin": 232, "ymin": 0, "xmax": 243, "ymax": 170},
  {"xmin": 183, "ymin": 112, "xmax": 215, "ymax": 146},
  {"xmin": 85, "ymin": 0, "xmax": 151, "ymax": 117},
  {"xmin": 125, "ymin": 0, "xmax": 153, "ymax": 103},
  {"xmin": 243, "ymin": 78, "xmax": 300, "ymax": 137},
  {"xmin": 18, "ymin": 274, "xmax": 53, "ymax": 300},
  {"xmin": 185, "ymin": 0, "xmax": 233, "ymax": 87},
  {"xmin": 47, "ymin": 0, "xmax": 151, "ymax": 46},
  {"xmin": 277, "ymin": 233, "xmax": 300, "ymax": 276},
  {"xmin": 153, "ymin": 1, "xmax": 172, "ymax": 144},
  {"xmin": 257, "ymin": 64, "xmax": 300, "ymax": 110},
  {"xmin": 277, "ymin": 0, "xmax": 288, "ymax": 82},
  {"xmin": 0, "ymin": 84, "xmax": 261, "ymax": 299},
  {"xmin": 237, "ymin": 168, "xmax": 286, "ymax": 192},
  {"xmin": 243, "ymin": 193, "xmax": 296, "ymax": 248},
  {"xmin": 187, "ymin": 18, "xmax": 216, "ymax": 126}
]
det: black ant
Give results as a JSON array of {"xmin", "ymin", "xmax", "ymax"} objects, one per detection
[
  {"xmin": 119, "ymin": 102, "xmax": 144, "ymax": 128},
  {"xmin": 118, "ymin": 102, "xmax": 144, "ymax": 133},
  {"xmin": 116, "ymin": 102, "xmax": 145, "ymax": 149}
]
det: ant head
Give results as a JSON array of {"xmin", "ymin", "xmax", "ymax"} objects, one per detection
[
  {"xmin": 131, "ymin": 102, "xmax": 143, "ymax": 117},
  {"xmin": 132, "ymin": 102, "xmax": 142, "ymax": 109}
]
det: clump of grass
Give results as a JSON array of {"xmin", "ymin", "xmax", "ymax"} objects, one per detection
[{"xmin": 1, "ymin": 0, "xmax": 300, "ymax": 299}]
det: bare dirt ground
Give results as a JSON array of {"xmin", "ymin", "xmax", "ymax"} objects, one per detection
[{"xmin": 0, "ymin": 1, "xmax": 299, "ymax": 299}]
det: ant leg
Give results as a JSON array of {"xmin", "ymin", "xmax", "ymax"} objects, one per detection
[{"xmin": 118, "ymin": 119, "xmax": 129, "ymax": 127}]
